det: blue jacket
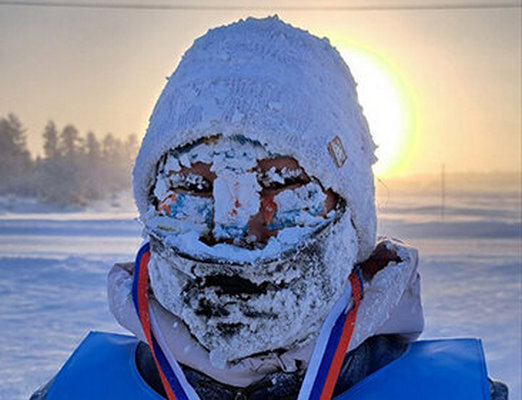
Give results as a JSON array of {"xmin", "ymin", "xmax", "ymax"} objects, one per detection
[{"xmin": 31, "ymin": 331, "xmax": 506, "ymax": 400}]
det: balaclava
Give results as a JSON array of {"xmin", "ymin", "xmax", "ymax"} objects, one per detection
[{"xmin": 133, "ymin": 16, "xmax": 377, "ymax": 367}]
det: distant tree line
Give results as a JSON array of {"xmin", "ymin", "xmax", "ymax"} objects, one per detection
[{"xmin": 0, "ymin": 113, "xmax": 138, "ymax": 205}]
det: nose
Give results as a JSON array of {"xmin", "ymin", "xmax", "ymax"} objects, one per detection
[{"xmin": 212, "ymin": 170, "xmax": 261, "ymax": 242}]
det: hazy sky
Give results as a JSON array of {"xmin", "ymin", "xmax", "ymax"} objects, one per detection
[{"xmin": 1, "ymin": 0, "xmax": 520, "ymax": 177}]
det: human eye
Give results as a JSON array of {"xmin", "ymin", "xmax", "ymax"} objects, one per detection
[
  {"xmin": 170, "ymin": 171, "xmax": 213, "ymax": 195},
  {"xmin": 159, "ymin": 161, "xmax": 214, "ymax": 197},
  {"xmin": 256, "ymin": 157, "xmax": 309, "ymax": 190}
]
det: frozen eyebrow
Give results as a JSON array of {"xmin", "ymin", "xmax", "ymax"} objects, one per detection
[
  {"xmin": 257, "ymin": 166, "xmax": 307, "ymax": 187},
  {"xmin": 156, "ymin": 147, "xmax": 216, "ymax": 197},
  {"xmin": 255, "ymin": 157, "xmax": 310, "ymax": 189},
  {"xmin": 170, "ymin": 172, "xmax": 212, "ymax": 192}
]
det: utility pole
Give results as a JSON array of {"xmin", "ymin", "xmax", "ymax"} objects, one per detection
[{"xmin": 441, "ymin": 163, "xmax": 446, "ymax": 220}]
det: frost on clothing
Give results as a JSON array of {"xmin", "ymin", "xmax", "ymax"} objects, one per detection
[
  {"xmin": 133, "ymin": 15, "xmax": 377, "ymax": 263},
  {"xmin": 143, "ymin": 135, "xmax": 357, "ymax": 366},
  {"xmin": 108, "ymin": 238, "xmax": 424, "ymax": 387},
  {"xmin": 129, "ymin": 14, "xmax": 379, "ymax": 376},
  {"xmin": 145, "ymin": 136, "xmax": 337, "ymax": 259}
]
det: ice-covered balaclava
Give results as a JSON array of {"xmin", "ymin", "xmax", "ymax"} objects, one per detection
[{"xmin": 133, "ymin": 16, "xmax": 377, "ymax": 367}]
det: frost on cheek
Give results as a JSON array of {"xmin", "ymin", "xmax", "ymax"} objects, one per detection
[
  {"xmin": 159, "ymin": 193, "xmax": 212, "ymax": 224},
  {"xmin": 144, "ymin": 137, "xmax": 354, "ymax": 364},
  {"xmin": 269, "ymin": 182, "xmax": 330, "ymax": 230},
  {"xmin": 163, "ymin": 156, "xmax": 182, "ymax": 174},
  {"xmin": 153, "ymin": 177, "xmax": 171, "ymax": 201},
  {"xmin": 213, "ymin": 171, "xmax": 261, "ymax": 240},
  {"xmin": 148, "ymin": 193, "xmax": 213, "ymax": 237},
  {"xmin": 145, "ymin": 136, "xmax": 339, "ymax": 262}
]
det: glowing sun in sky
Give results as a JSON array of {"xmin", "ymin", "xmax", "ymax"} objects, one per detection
[{"xmin": 340, "ymin": 48, "xmax": 411, "ymax": 177}]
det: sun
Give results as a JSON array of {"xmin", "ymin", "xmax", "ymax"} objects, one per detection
[{"xmin": 340, "ymin": 48, "xmax": 411, "ymax": 177}]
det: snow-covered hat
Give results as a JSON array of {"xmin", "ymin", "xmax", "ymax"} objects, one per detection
[{"xmin": 133, "ymin": 16, "xmax": 377, "ymax": 262}]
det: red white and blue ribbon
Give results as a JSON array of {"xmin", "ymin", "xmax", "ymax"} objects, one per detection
[
  {"xmin": 298, "ymin": 266, "xmax": 363, "ymax": 400},
  {"xmin": 132, "ymin": 242, "xmax": 363, "ymax": 400},
  {"xmin": 132, "ymin": 242, "xmax": 199, "ymax": 400}
]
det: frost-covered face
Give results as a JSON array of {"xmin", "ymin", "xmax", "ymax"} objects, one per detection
[{"xmin": 144, "ymin": 135, "xmax": 358, "ymax": 366}]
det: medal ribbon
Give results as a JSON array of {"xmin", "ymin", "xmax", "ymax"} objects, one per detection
[{"xmin": 132, "ymin": 242, "xmax": 363, "ymax": 400}]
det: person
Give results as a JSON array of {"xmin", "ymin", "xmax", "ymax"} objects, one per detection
[{"xmin": 30, "ymin": 16, "xmax": 508, "ymax": 400}]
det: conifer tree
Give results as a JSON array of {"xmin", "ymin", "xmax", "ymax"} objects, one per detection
[
  {"xmin": 43, "ymin": 120, "xmax": 59, "ymax": 160},
  {"xmin": 0, "ymin": 113, "xmax": 31, "ymax": 180}
]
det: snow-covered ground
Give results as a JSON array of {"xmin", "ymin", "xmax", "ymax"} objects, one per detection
[{"xmin": 0, "ymin": 189, "xmax": 520, "ymax": 400}]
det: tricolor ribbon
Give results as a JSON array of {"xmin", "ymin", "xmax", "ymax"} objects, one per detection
[
  {"xmin": 132, "ymin": 242, "xmax": 363, "ymax": 400},
  {"xmin": 132, "ymin": 243, "xmax": 199, "ymax": 400}
]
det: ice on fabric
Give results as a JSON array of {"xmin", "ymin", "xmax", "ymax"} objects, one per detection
[
  {"xmin": 270, "ymin": 183, "xmax": 329, "ymax": 230},
  {"xmin": 144, "ymin": 136, "xmax": 338, "ymax": 262},
  {"xmin": 212, "ymin": 171, "xmax": 260, "ymax": 240},
  {"xmin": 153, "ymin": 193, "xmax": 212, "ymax": 235},
  {"xmin": 148, "ymin": 208, "xmax": 358, "ymax": 365},
  {"xmin": 142, "ymin": 135, "xmax": 359, "ymax": 365},
  {"xmin": 132, "ymin": 15, "xmax": 378, "ymax": 373},
  {"xmin": 132, "ymin": 16, "xmax": 378, "ymax": 263},
  {"xmin": 108, "ymin": 238, "xmax": 424, "ymax": 386}
]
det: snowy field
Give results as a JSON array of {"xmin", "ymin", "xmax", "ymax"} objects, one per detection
[{"xmin": 0, "ymin": 190, "xmax": 520, "ymax": 400}]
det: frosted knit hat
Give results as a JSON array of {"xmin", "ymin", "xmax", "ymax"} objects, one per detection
[{"xmin": 133, "ymin": 16, "xmax": 377, "ymax": 262}]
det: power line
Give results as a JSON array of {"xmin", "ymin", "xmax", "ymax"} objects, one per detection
[{"xmin": 0, "ymin": 0, "xmax": 520, "ymax": 11}]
